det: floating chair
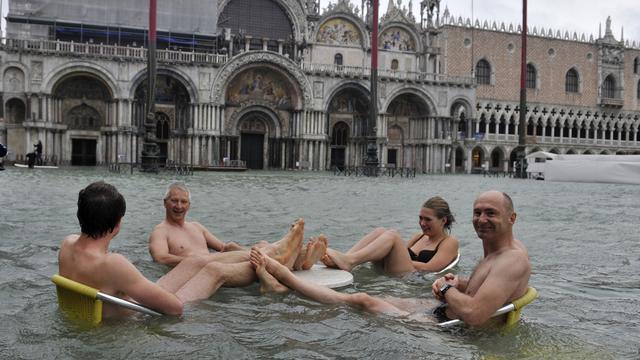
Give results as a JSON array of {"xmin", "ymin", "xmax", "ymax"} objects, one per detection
[
  {"xmin": 52, "ymin": 275, "xmax": 162, "ymax": 325},
  {"xmin": 433, "ymin": 252, "xmax": 461, "ymax": 275},
  {"xmin": 438, "ymin": 287, "xmax": 538, "ymax": 328}
]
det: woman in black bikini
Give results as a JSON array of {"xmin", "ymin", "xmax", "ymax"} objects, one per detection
[{"xmin": 322, "ymin": 196, "xmax": 459, "ymax": 275}]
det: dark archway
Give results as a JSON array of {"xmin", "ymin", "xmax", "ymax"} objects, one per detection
[
  {"xmin": 238, "ymin": 111, "xmax": 271, "ymax": 169},
  {"xmin": 330, "ymin": 121, "xmax": 349, "ymax": 170}
]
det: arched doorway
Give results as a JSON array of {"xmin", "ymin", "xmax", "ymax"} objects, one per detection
[
  {"xmin": 156, "ymin": 112, "xmax": 170, "ymax": 165},
  {"xmin": 472, "ymin": 146, "xmax": 485, "ymax": 171},
  {"xmin": 327, "ymin": 86, "xmax": 370, "ymax": 167},
  {"xmin": 330, "ymin": 121, "xmax": 349, "ymax": 170},
  {"xmin": 455, "ymin": 147, "xmax": 465, "ymax": 172},
  {"xmin": 238, "ymin": 111, "xmax": 271, "ymax": 169},
  {"xmin": 386, "ymin": 93, "xmax": 430, "ymax": 170},
  {"xmin": 490, "ymin": 147, "xmax": 504, "ymax": 171},
  {"xmin": 53, "ymin": 74, "xmax": 112, "ymax": 165}
]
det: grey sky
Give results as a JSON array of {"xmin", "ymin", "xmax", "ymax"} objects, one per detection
[{"xmin": 2, "ymin": 0, "xmax": 639, "ymax": 44}]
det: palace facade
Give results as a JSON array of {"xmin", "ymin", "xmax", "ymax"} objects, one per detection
[{"xmin": 0, "ymin": 0, "xmax": 638, "ymax": 173}]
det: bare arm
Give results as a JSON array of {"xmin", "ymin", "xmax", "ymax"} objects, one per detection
[
  {"xmin": 197, "ymin": 222, "xmax": 225, "ymax": 252},
  {"xmin": 439, "ymin": 252, "xmax": 529, "ymax": 326},
  {"xmin": 148, "ymin": 228, "xmax": 186, "ymax": 266},
  {"xmin": 412, "ymin": 236, "xmax": 459, "ymax": 272},
  {"xmin": 107, "ymin": 254, "xmax": 183, "ymax": 316}
]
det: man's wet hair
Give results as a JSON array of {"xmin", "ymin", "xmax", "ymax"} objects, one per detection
[
  {"xmin": 77, "ymin": 181, "xmax": 126, "ymax": 239},
  {"xmin": 164, "ymin": 182, "xmax": 191, "ymax": 202}
]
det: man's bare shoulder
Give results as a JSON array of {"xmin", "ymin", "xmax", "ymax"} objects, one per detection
[{"xmin": 61, "ymin": 234, "xmax": 80, "ymax": 246}]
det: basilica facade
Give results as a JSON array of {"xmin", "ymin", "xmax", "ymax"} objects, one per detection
[{"xmin": 0, "ymin": 0, "xmax": 638, "ymax": 173}]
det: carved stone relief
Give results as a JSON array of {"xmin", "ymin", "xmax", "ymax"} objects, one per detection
[
  {"xmin": 4, "ymin": 67, "xmax": 25, "ymax": 93},
  {"xmin": 31, "ymin": 61, "xmax": 43, "ymax": 83},
  {"xmin": 313, "ymin": 81, "xmax": 324, "ymax": 99},
  {"xmin": 65, "ymin": 104, "xmax": 102, "ymax": 130}
]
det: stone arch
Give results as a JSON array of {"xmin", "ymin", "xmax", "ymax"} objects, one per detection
[
  {"xmin": 129, "ymin": 67, "xmax": 198, "ymax": 103},
  {"xmin": 324, "ymin": 81, "xmax": 370, "ymax": 113},
  {"xmin": 65, "ymin": 103, "xmax": 102, "ymax": 130},
  {"xmin": 475, "ymin": 58, "xmax": 493, "ymax": 85},
  {"xmin": 383, "ymin": 87, "xmax": 437, "ymax": 116},
  {"xmin": 378, "ymin": 23, "xmax": 420, "ymax": 52},
  {"xmin": 4, "ymin": 98, "xmax": 26, "ymax": 124},
  {"xmin": 227, "ymin": 104, "xmax": 282, "ymax": 138},
  {"xmin": 330, "ymin": 120, "xmax": 350, "ymax": 169},
  {"xmin": 218, "ymin": 0, "xmax": 305, "ymax": 43},
  {"xmin": 471, "ymin": 145, "xmax": 488, "ymax": 169},
  {"xmin": 526, "ymin": 62, "xmax": 539, "ymax": 89},
  {"xmin": 211, "ymin": 51, "xmax": 310, "ymax": 108},
  {"xmin": 315, "ymin": 14, "xmax": 367, "ymax": 48},
  {"xmin": 454, "ymin": 145, "xmax": 465, "ymax": 170},
  {"xmin": 489, "ymin": 146, "xmax": 506, "ymax": 170},
  {"xmin": 565, "ymin": 148, "xmax": 577, "ymax": 154},
  {"xmin": 3, "ymin": 67, "xmax": 26, "ymax": 93},
  {"xmin": 43, "ymin": 62, "xmax": 117, "ymax": 98},
  {"xmin": 52, "ymin": 72, "xmax": 114, "ymax": 129}
]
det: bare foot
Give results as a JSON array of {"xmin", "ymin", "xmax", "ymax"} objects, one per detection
[
  {"xmin": 223, "ymin": 241, "xmax": 244, "ymax": 252},
  {"xmin": 292, "ymin": 243, "xmax": 308, "ymax": 271},
  {"xmin": 321, "ymin": 253, "xmax": 337, "ymax": 268},
  {"xmin": 324, "ymin": 248, "xmax": 353, "ymax": 272},
  {"xmin": 250, "ymin": 247, "xmax": 288, "ymax": 294},
  {"xmin": 264, "ymin": 218, "xmax": 304, "ymax": 269},
  {"xmin": 301, "ymin": 235, "xmax": 327, "ymax": 270}
]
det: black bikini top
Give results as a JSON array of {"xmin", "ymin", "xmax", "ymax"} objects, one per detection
[{"xmin": 408, "ymin": 235, "xmax": 444, "ymax": 263}]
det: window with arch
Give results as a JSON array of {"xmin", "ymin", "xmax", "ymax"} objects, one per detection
[
  {"xmin": 602, "ymin": 75, "xmax": 616, "ymax": 98},
  {"xmin": 391, "ymin": 59, "xmax": 399, "ymax": 71},
  {"xmin": 334, "ymin": 53, "xmax": 343, "ymax": 66},
  {"xmin": 476, "ymin": 59, "xmax": 491, "ymax": 85},
  {"xmin": 635, "ymin": 57, "xmax": 640, "ymax": 74},
  {"xmin": 565, "ymin": 68, "xmax": 579, "ymax": 93},
  {"xmin": 526, "ymin": 64, "xmax": 537, "ymax": 89},
  {"xmin": 331, "ymin": 122, "xmax": 349, "ymax": 146}
]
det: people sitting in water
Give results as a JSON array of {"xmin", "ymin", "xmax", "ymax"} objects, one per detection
[
  {"xmin": 58, "ymin": 181, "xmax": 310, "ymax": 318},
  {"xmin": 0, "ymin": 143, "xmax": 6, "ymax": 170},
  {"xmin": 250, "ymin": 191, "xmax": 531, "ymax": 327},
  {"xmin": 321, "ymin": 196, "xmax": 459, "ymax": 275},
  {"xmin": 26, "ymin": 152, "xmax": 37, "ymax": 168},
  {"xmin": 148, "ymin": 182, "xmax": 327, "ymax": 271},
  {"xmin": 149, "ymin": 182, "xmax": 244, "ymax": 266}
]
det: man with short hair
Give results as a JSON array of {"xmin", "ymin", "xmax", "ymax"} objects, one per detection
[
  {"xmin": 59, "ymin": 181, "xmax": 305, "ymax": 318},
  {"xmin": 250, "ymin": 190, "xmax": 531, "ymax": 326},
  {"xmin": 149, "ymin": 182, "xmax": 243, "ymax": 266}
]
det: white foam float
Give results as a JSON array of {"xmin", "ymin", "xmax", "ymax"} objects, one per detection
[{"xmin": 293, "ymin": 264, "xmax": 354, "ymax": 288}]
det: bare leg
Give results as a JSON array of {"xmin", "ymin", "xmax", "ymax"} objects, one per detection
[
  {"xmin": 301, "ymin": 235, "xmax": 327, "ymax": 270},
  {"xmin": 346, "ymin": 228, "xmax": 387, "ymax": 253},
  {"xmin": 323, "ymin": 230, "xmax": 414, "ymax": 275},
  {"xmin": 156, "ymin": 255, "xmax": 210, "ymax": 293},
  {"xmin": 173, "ymin": 261, "xmax": 257, "ymax": 302},
  {"xmin": 322, "ymin": 228, "xmax": 386, "ymax": 268},
  {"xmin": 250, "ymin": 248, "xmax": 407, "ymax": 316}
]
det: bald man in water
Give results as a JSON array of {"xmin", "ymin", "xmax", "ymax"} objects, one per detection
[{"xmin": 250, "ymin": 190, "xmax": 531, "ymax": 326}]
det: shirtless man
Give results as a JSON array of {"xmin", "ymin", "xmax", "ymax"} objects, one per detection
[
  {"xmin": 149, "ymin": 182, "xmax": 244, "ymax": 266},
  {"xmin": 250, "ymin": 190, "xmax": 531, "ymax": 326},
  {"xmin": 150, "ymin": 182, "xmax": 327, "ymax": 270},
  {"xmin": 58, "ymin": 181, "xmax": 305, "ymax": 318}
]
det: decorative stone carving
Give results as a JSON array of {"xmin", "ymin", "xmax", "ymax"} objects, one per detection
[
  {"xmin": 211, "ymin": 51, "xmax": 312, "ymax": 108},
  {"xmin": 601, "ymin": 46, "xmax": 624, "ymax": 65},
  {"xmin": 66, "ymin": 104, "xmax": 102, "ymax": 130},
  {"xmin": 313, "ymin": 81, "xmax": 324, "ymax": 99},
  {"xmin": 240, "ymin": 117, "xmax": 267, "ymax": 133},
  {"xmin": 4, "ymin": 67, "xmax": 25, "ymax": 93},
  {"xmin": 31, "ymin": 61, "xmax": 43, "ymax": 83}
]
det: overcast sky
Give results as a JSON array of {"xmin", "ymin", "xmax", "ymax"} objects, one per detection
[{"xmin": 1, "ymin": 0, "xmax": 639, "ymax": 44}]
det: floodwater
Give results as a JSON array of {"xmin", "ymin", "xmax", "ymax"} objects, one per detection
[{"xmin": 0, "ymin": 167, "xmax": 639, "ymax": 359}]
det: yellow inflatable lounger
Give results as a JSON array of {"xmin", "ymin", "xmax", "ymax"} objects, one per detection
[
  {"xmin": 52, "ymin": 275, "xmax": 162, "ymax": 325},
  {"xmin": 437, "ymin": 287, "xmax": 538, "ymax": 328}
]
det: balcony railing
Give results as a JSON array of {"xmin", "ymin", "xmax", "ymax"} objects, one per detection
[
  {"xmin": 1, "ymin": 38, "xmax": 228, "ymax": 66},
  {"xmin": 600, "ymin": 97, "xmax": 624, "ymax": 107},
  {"xmin": 301, "ymin": 62, "xmax": 475, "ymax": 86}
]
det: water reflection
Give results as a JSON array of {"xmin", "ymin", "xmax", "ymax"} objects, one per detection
[{"xmin": 0, "ymin": 167, "xmax": 638, "ymax": 358}]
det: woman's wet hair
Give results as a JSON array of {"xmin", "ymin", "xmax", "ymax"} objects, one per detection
[
  {"xmin": 77, "ymin": 181, "xmax": 126, "ymax": 239},
  {"xmin": 422, "ymin": 196, "xmax": 455, "ymax": 231}
]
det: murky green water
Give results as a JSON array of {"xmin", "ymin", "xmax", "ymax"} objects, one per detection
[{"xmin": 1, "ymin": 167, "xmax": 639, "ymax": 359}]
